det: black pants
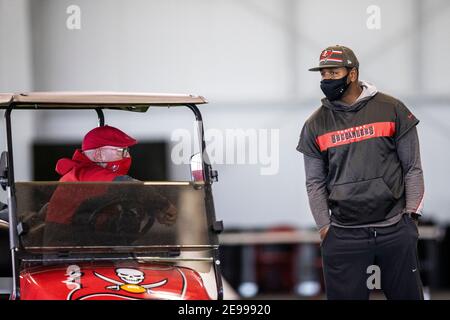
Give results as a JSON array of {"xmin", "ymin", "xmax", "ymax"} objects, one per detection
[{"xmin": 321, "ymin": 214, "xmax": 424, "ymax": 300}]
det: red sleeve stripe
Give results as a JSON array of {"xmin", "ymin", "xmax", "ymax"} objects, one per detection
[{"xmin": 316, "ymin": 121, "xmax": 396, "ymax": 152}]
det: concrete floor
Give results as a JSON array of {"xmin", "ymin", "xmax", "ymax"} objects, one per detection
[
  {"xmin": 246, "ymin": 290, "xmax": 450, "ymax": 300},
  {"xmin": 245, "ymin": 287, "xmax": 450, "ymax": 300}
]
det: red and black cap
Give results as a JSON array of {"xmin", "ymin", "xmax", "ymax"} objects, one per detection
[
  {"xmin": 309, "ymin": 45, "xmax": 359, "ymax": 71},
  {"xmin": 82, "ymin": 125, "xmax": 137, "ymax": 151}
]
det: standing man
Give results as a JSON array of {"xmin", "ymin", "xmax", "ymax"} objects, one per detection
[{"xmin": 296, "ymin": 45, "xmax": 425, "ymax": 300}]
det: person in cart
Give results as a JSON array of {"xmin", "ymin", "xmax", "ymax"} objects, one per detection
[{"xmin": 44, "ymin": 125, "xmax": 177, "ymax": 244}]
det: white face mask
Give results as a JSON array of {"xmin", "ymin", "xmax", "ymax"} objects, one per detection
[{"xmin": 84, "ymin": 146, "xmax": 130, "ymax": 163}]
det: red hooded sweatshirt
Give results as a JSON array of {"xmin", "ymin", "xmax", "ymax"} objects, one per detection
[
  {"xmin": 46, "ymin": 150, "xmax": 126, "ymax": 224},
  {"xmin": 56, "ymin": 149, "xmax": 123, "ymax": 182}
]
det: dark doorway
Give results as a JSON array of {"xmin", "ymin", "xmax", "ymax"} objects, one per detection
[{"xmin": 33, "ymin": 141, "xmax": 168, "ymax": 181}]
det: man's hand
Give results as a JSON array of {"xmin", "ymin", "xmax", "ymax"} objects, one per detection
[
  {"xmin": 319, "ymin": 225, "xmax": 330, "ymax": 241},
  {"xmin": 407, "ymin": 212, "xmax": 420, "ymax": 228},
  {"xmin": 156, "ymin": 203, "xmax": 177, "ymax": 226}
]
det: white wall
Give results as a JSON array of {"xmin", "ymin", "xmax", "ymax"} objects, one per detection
[
  {"xmin": 1, "ymin": 0, "xmax": 450, "ymax": 227},
  {"xmin": 27, "ymin": 0, "xmax": 450, "ymax": 99}
]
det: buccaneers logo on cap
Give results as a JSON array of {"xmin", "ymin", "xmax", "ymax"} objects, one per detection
[
  {"xmin": 319, "ymin": 50, "xmax": 343, "ymax": 63},
  {"xmin": 320, "ymin": 50, "xmax": 333, "ymax": 60}
]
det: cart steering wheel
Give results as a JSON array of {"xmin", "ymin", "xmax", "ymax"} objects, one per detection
[{"xmin": 72, "ymin": 197, "xmax": 156, "ymax": 245}]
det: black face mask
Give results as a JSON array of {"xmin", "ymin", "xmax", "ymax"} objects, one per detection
[{"xmin": 320, "ymin": 73, "xmax": 350, "ymax": 101}]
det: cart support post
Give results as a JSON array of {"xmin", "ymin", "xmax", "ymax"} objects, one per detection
[
  {"xmin": 95, "ymin": 108, "xmax": 105, "ymax": 126},
  {"xmin": 186, "ymin": 104, "xmax": 224, "ymax": 300},
  {"xmin": 4, "ymin": 108, "xmax": 20, "ymax": 299}
]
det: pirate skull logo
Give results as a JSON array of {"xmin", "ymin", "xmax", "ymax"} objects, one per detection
[
  {"xmin": 116, "ymin": 268, "xmax": 145, "ymax": 284},
  {"xmin": 94, "ymin": 268, "xmax": 168, "ymax": 294}
]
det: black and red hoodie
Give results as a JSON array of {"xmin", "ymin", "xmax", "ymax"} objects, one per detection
[{"xmin": 297, "ymin": 86, "xmax": 419, "ymax": 226}]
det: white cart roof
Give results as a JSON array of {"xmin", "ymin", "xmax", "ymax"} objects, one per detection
[{"xmin": 0, "ymin": 92, "xmax": 207, "ymax": 109}]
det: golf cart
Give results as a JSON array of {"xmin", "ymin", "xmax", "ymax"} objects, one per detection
[{"xmin": 0, "ymin": 92, "xmax": 223, "ymax": 300}]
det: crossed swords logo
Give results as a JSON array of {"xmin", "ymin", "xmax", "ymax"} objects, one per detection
[{"xmin": 94, "ymin": 268, "xmax": 168, "ymax": 294}]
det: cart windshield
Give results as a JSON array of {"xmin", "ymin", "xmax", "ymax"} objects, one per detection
[{"xmin": 15, "ymin": 181, "xmax": 217, "ymax": 255}]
